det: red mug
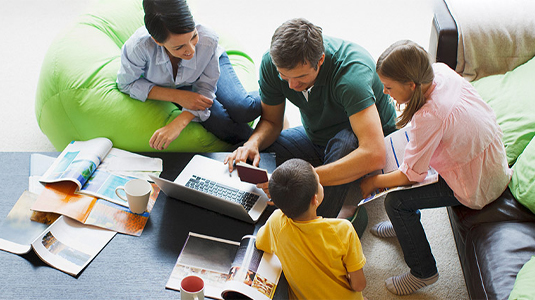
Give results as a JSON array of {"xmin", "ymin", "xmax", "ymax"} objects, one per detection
[{"xmin": 180, "ymin": 275, "xmax": 204, "ymax": 300}]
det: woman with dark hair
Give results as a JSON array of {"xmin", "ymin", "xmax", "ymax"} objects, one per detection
[{"xmin": 117, "ymin": 0, "xmax": 261, "ymax": 149}]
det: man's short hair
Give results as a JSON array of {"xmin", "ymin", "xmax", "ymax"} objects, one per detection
[
  {"xmin": 269, "ymin": 158, "xmax": 318, "ymax": 219},
  {"xmin": 270, "ymin": 18, "xmax": 324, "ymax": 70}
]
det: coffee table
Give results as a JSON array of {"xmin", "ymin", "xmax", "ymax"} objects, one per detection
[{"xmin": 0, "ymin": 151, "xmax": 287, "ymax": 299}]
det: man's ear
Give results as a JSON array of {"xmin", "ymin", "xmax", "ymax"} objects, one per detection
[{"xmin": 316, "ymin": 53, "xmax": 326, "ymax": 69}]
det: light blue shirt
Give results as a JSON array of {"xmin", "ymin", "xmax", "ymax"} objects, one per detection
[{"xmin": 117, "ymin": 24, "xmax": 224, "ymax": 121}]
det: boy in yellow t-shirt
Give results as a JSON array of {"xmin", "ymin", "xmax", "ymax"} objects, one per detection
[{"xmin": 256, "ymin": 158, "xmax": 367, "ymax": 300}]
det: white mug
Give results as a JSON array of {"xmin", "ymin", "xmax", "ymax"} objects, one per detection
[
  {"xmin": 115, "ymin": 179, "xmax": 152, "ymax": 214},
  {"xmin": 180, "ymin": 275, "xmax": 204, "ymax": 300}
]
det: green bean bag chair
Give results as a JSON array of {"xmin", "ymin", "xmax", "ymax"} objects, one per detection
[{"xmin": 35, "ymin": 0, "xmax": 258, "ymax": 152}]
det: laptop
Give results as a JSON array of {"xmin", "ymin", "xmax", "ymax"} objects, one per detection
[{"xmin": 149, "ymin": 155, "xmax": 269, "ymax": 223}]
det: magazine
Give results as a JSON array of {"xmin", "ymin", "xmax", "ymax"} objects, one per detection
[
  {"xmin": 166, "ymin": 232, "xmax": 282, "ymax": 300},
  {"xmin": 30, "ymin": 153, "xmax": 160, "ymax": 236},
  {"xmin": 39, "ymin": 137, "xmax": 162, "ymax": 207},
  {"xmin": 0, "ymin": 191, "xmax": 116, "ymax": 276},
  {"xmin": 358, "ymin": 126, "xmax": 439, "ymax": 206}
]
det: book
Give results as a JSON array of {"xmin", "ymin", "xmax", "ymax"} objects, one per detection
[
  {"xmin": 39, "ymin": 137, "xmax": 163, "ymax": 208},
  {"xmin": 0, "ymin": 191, "xmax": 116, "ymax": 276},
  {"xmin": 166, "ymin": 232, "xmax": 282, "ymax": 300},
  {"xmin": 236, "ymin": 162, "xmax": 269, "ymax": 184},
  {"xmin": 358, "ymin": 126, "xmax": 439, "ymax": 206},
  {"xmin": 30, "ymin": 153, "xmax": 160, "ymax": 236}
]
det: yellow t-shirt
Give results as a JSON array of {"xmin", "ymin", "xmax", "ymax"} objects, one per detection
[{"xmin": 256, "ymin": 209, "xmax": 366, "ymax": 300}]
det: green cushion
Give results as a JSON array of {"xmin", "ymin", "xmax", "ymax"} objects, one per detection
[
  {"xmin": 508, "ymin": 256, "xmax": 535, "ymax": 300},
  {"xmin": 35, "ymin": 0, "xmax": 257, "ymax": 152},
  {"xmin": 472, "ymin": 56, "xmax": 535, "ymax": 165},
  {"xmin": 510, "ymin": 137, "xmax": 535, "ymax": 215}
]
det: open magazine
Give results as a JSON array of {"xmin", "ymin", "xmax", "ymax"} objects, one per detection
[
  {"xmin": 0, "ymin": 191, "xmax": 116, "ymax": 276},
  {"xmin": 166, "ymin": 232, "xmax": 282, "ymax": 300},
  {"xmin": 30, "ymin": 153, "xmax": 159, "ymax": 236},
  {"xmin": 39, "ymin": 137, "xmax": 162, "ymax": 208},
  {"xmin": 358, "ymin": 126, "xmax": 439, "ymax": 206}
]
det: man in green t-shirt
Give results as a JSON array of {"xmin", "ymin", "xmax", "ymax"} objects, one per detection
[{"xmin": 226, "ymin": 18, "xmax": 396, "ymax": 220}]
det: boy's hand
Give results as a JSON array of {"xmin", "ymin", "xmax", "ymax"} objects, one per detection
[{"xmin": 256, "ymin": 182, "xmax": 274, "ymax": 205}]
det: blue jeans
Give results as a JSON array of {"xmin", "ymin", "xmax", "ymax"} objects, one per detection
[
  {"xmin": 384, "ymin": 176, "xmax": 461, "ymax": 278},
  {"xmin": 266, "ymin": 126, "xmax": 360, "ymax": 218},
  {"xmin": 201, "ymin": 52, "xmax": 262, "ymax": 145}
]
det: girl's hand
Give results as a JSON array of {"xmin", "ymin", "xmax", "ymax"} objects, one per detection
[
  {"xmin": 360, "ymin": 175, "xmax": 378, "ymax": 198},
  {"xmin": 174, "ymin": 90, "xmax": 213, "ymax": 111}
]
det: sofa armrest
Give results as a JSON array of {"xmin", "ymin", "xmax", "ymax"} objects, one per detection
[{"xmin": 428, "ymin": 0, "xmax": 457, "ymax": 70}]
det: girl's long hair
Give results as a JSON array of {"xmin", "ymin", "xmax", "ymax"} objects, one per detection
[{"xmin": 376, "ymin": 40, "xmax": 434, "ymax": 128}]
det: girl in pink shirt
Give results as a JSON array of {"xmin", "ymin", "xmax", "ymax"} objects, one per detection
[{"xmin": 360, "ymin": 40, "xmax": 512, "ymax": 296}]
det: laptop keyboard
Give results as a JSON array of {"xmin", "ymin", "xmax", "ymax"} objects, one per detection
[{"xmin": 185, "ymin": 175, "xmax": 259, "ymax": 211}]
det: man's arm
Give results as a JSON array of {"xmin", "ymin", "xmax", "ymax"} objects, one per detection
[
  {"xmin": 315, "ymin": 104, "xmax": 386, "ymax": 186},
  {"xmin": 225, "ymin": 101, "xmax": 285, "ymax": 171}
]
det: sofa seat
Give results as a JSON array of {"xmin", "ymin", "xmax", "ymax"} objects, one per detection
[
  {"xmin": 35, "ymin": 0, "xmax": 258, "ymax": 152},
  {"xmin": 448, "ymin": 189, "xmax": 535, "ymax": 299}
]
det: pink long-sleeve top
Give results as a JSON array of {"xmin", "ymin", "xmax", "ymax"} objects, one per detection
[{"xmin": 400, "ymin": 63, "xmax": 512, "ymax": 209}]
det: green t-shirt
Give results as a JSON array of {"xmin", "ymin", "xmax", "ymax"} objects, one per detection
[{"xmin": 259, "ymin": 36, "xmax": 396, "ymax": 146}]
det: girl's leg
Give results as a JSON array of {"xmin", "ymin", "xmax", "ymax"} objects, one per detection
[
  {"xmin": 384, "ymin": 177, "xmax": 460, "ymax": 279},
  {"xmin": 215, "ymin": 53, "xmax": 261, "ymax": 123}
]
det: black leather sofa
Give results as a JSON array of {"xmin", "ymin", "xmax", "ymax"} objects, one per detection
[{"xmin": 429, "ymin": 1, "xmax": 535, "ymax": 299}]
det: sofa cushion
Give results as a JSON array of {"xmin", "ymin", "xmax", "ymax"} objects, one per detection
[
  {"xmin": 471, "ymin": 56, "xmax": 535, "ymax": 166},
  {"xmin": 509, "ymin": 256, "xmax": 535, "ymax": 300},
  {"xmin": 35, "ymin": 0, "xmax": 256, "ymax": 152},
  {"xmin": 510, "ymin": 137, "xmax": 535, "ymax": 215}
]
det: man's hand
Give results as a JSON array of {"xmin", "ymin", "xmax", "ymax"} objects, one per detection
[
  {"xmin": 224, "ymin": 141, "xmax": 261, "ymax": 173},
  {"xmin": 174, "ymin": 90, "xmax": 213, "ymax": 110}
]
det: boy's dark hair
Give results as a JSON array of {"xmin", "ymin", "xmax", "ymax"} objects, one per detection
[
  {"xmin": 143, "ymin": 0, "xmax": 195, "ymax": 43},
  {"xmin": 270, "ymin": 18, "xmax": 325, "ymax": 70},
  {"xmin": 268, "ymin": 159, "xmax": 318, "ymax": 219}
]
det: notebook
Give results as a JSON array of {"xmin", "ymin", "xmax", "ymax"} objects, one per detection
[{"xmin": 149, "ymin": 155, "xmax": 269, "ymax": 223}]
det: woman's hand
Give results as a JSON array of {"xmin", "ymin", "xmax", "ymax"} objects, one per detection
[
  {"xmin": 149, "ymin": 112, "xmax": 195, "ymax": 150},
  {"xmin": 174, "ymin": 90, "xmax": 213, "ymax": 110}
]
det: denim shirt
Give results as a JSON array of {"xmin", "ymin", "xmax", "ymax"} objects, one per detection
[{"xmin": 117, "ymin": 24, "xmax": 223, "ymax": 121}]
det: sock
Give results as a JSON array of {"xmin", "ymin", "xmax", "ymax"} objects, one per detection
[
  {"xmin": 370, "ymin": 221, "xmax": 396, "ymax": 238},
  {"xmin": 385, "ymin": 272, "xmax": 439, "ymax": 295}
]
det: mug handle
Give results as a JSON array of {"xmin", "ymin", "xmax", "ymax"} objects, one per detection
[{"xmin": 115, "ymin": 186, "xmax": 128, "ymax": 202}]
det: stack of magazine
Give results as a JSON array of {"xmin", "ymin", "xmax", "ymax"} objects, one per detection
[{"xmin": 0, "ymin": 137, "xmax": 162, "ymax": 276}]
